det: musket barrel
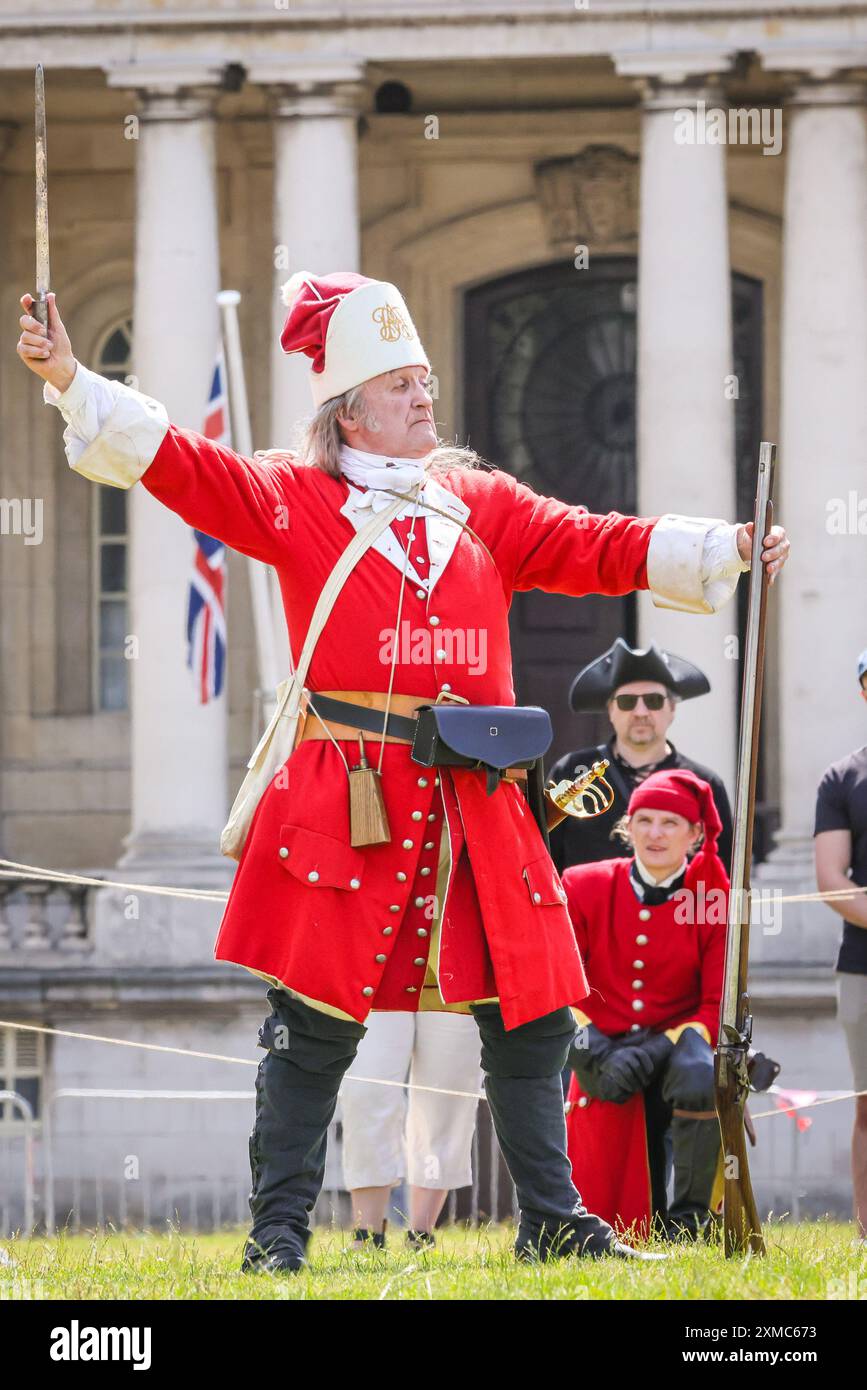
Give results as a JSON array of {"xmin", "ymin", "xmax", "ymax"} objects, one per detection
[{"xmin": 720, "ymin": 445, "xmax": 776, "ymax": 1036}]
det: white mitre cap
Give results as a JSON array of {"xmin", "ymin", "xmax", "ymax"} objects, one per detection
[{"xmin": 279, "ymin": 270, "xmax": 431, "ymax": 408}]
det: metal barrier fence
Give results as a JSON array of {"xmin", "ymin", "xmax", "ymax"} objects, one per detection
[
  {"xmin": 0, "ymin": 1087, "xmax": 517, "ymax": 1237},
  {"xmin": 0, "ymin": 1092, "xmax": 35, "ymax": 1237}
]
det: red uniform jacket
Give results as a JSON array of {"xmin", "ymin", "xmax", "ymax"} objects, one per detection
[
  {"xmin": 561, "ymin": 855, "xmax": 727, "ymax": 1230},
  {"xmin": 139, "ymin": 425, "xmax": 659, "ymax": 1030}
]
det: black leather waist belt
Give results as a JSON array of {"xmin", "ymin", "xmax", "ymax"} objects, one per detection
[{"xmin": 307, "ymin": 694, "xmax": 419, "ymax": 742}]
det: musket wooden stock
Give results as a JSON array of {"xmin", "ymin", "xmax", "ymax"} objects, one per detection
[{"xmin": 714, "ymin": 441, "xmax": 776, "ymax": 1257}]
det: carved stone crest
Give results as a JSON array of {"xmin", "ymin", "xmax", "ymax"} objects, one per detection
[{"xmin": 535, "ymin": 145, "xmax": 639, "ymax": 251}]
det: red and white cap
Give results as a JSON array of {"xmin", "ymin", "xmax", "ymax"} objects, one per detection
[{"xmin": 279, "ymin": 270, "xmax": 430, "ymax": 408}]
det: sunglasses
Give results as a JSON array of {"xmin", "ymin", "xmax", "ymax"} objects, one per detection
[{"xmin": 612, "ymin": 693, "xmax": 668, "ymax": 711}]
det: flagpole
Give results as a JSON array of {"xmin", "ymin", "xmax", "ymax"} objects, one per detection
[{"xmin": 216, "ymin": 291, "xmax": 282, "ymax": 715}]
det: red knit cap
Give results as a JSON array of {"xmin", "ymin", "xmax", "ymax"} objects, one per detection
[
  {"xmin": 627, "ymin": 768, "xmax": 722, "ymax": 850},
  {"xmin": 628, "ymin": 768, "xmax": 729, "ymax": 896},
  {"xmin": 279, "ymin": 271, "xmax": 372, "ymax": 369}
]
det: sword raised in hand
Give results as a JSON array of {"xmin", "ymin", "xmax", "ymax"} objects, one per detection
[{"xmin": 34, "ymin": 63, "xmax": 50, "ymax": 331}]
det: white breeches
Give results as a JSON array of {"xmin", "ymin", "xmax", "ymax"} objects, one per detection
[{"xmin": 339, "ymin": 1010, "xmax": 483, "ymax": 1191}]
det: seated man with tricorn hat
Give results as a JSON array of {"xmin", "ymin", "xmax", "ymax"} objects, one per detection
[{"xmin": 548, "ymin": 637, "xmax": 734, "ymax": 876}]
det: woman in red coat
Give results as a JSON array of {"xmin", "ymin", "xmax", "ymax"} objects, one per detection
[{"xmin": 562, "ymin": 770, "xmax": 729, "ymax": 1242}]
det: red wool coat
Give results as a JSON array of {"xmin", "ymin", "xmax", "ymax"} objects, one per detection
[
  {"xmin": 140, "ymin": 425, "xmax": 660, "ymax": 1029},
  {"xmin": 561, "ymin": 855, "xmax": 727, "ymax": 1230}
]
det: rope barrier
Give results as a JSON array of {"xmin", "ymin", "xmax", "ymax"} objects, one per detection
[
  {"xmin": 0, "ymin": 1020, "xmax": 485, "ymax": 1101},
  {"xmin": 2, "ymin": 856, "xmax": 866, "ymax": 908},
  {"xmin": 1, "ymin": 856, "xmax": 865, "ymax": 1108},
  {"xmin": 0, "ymin": 1018, "xmax": 864, "ymax": 1115}
]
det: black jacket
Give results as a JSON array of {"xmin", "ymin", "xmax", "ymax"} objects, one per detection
[{"xmin": 547, "ymin": 736, "xmax": 734, "ymax": 877}]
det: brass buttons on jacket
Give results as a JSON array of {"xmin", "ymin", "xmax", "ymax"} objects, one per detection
[
  {"xmin": 350, "ymin": 878, "xmax": 361, "ymax": 890},
  {"xmin": 278, "ymin": 847, "xmax": 289, "ymax": 859},
  {"xmin": 375, "ymin": 954, "xmax": 387, "ymax": 964},
  {"xmin": 307, "ymin": 870, "xmax": 320, "ymax": 883},
  {"xmin": 636, "ymin": 933, "xmax": 649, "ymax": 946},
  {"xmin": 362, "ymin": 986, "xmax": 374, "ymax": 998},
  {"xmin": 638, "ymin": 908, "xmax": 652, "ymax": 921}
]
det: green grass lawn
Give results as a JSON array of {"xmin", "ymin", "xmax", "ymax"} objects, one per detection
[{"xmin": 2, "ymin": 1221, "xmax": 865, "ymax": 1300}]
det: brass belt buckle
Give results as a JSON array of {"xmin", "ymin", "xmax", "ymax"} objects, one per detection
[{"xmin": 433, "ymin": 691, "xmax": 469, "ymax": 706}]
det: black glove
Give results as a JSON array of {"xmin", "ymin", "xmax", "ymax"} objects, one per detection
[
  {"xmin": 567, "ymin": 1022, "xmax": 617, "ymax": 1098},
  {"xmin": 596, "ymin": 1031, "xmax": 674, "ymax": 1103},
  {"xmin": 748, "ymin": 1049, "xmax": 781, "ymax": 1092},
  {"xmin": 661, "ymin": 1027, "xmax": 715, "ymax": 1110}
]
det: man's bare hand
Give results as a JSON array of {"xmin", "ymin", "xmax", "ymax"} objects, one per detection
[
  {"xmin": 17, "ymin": 292, "xmax": 77, "ymax": 393},
  {"xmin": 736, "ymin": 522, "xmax": 789, "ymax": 585}
]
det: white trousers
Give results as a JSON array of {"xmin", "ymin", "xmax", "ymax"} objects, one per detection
[{"xmin": 340, "ymin": 1010, "xmax": 483, "ymax": 1192}]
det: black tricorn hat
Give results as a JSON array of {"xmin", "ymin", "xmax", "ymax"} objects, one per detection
[{"xmin": 569, "ymin": 638, "xmax": 711, "ymax": 712}]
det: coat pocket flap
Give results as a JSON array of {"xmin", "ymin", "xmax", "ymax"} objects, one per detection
[
  {"xmin": 522, "ymin": 855, "xmax": 568, "ymax": 907},
  {"xmin": 278, "ymin": 823, "xmax": 365, "ymax": 890}
]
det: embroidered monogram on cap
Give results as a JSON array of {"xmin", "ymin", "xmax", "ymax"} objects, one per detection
[{"xmin": 372, "ymin": 304, "xmax": 414, "ymax": 343}]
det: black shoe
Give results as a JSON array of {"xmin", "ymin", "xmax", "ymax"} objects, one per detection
[
  {"xmin": 351, "ymin": 1227, "xmax": 387, "ymax": 1250},
  {"xmin": 516, "ymin": 1214, "xmax": 667, "ymax": 1263},
  {"xmin": 406, "ymin": 1229, "xmax": 436, "ymax": 1251},
  {"xmin": 240, "ymin": 1240, "xmax": 307, "ymax": 1275}
]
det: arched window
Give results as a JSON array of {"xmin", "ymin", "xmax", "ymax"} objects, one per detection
[{"xmin": 91, "ymin": 319, "xmax": 133, "ymax": 711}]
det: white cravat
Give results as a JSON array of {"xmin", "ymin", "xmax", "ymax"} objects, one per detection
[{"xmin": 339, "ymin": 444, "xmax": 427, "ymax": 517}]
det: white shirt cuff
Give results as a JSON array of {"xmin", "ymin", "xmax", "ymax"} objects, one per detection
[
  {"xmin": 647, "ymin": 515, "xmax": 749, "ymax": 615},
  {"xmin": 44, "ymin": 361, "xmax": 169, "ymax": 488}
]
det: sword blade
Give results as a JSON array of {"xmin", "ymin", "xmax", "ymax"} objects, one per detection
[{"xmin": 35, "ymin": 63, "xmax": 50, "ymax": 329}]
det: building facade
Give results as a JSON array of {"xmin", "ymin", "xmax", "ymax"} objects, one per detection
[{"xmin": 1, "ymin": 1, "xmax": 866, "ymax": 1230}]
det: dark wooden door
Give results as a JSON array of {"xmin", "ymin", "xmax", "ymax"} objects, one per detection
[
  {"xmin": 464, "ymin": 259, "xmax": 639, "ymax": 766},
  {"xmin": 463, "ymin": 262, "xmax": 768, "ymax": 834}
]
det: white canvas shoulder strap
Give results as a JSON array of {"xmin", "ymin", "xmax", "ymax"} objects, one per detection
[{"xmin": 246, "ymin": 494, "xmax": 407, "ymax": 769}]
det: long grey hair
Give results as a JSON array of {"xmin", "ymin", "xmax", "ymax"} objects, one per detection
[{"xmin": 254, "ymin": 382, "xmax": 484, "ymax": 479}]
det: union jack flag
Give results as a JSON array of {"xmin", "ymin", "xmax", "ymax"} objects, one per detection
[{"xmin": 186, "ymin": 353, "xmax": 228, "ymax": 703}]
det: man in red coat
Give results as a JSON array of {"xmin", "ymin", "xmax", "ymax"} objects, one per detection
[
  {"xmin": 563, "ymin": 770, "xmax": 730, "ymax": 1241},
  {"xmin": 18, "ymin": 274, "xmax": 789, "ymax": 1271}
]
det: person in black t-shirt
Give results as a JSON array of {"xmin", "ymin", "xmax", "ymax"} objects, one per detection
[
  {"xmin": 814, "ymin": 647, "xmax": 867, "ymax": 1240},
  {"xmin": 548, "ymin": 639, "xmax": 734, "ymax": 877}
]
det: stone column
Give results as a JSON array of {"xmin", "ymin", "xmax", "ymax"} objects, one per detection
[
  {"xmin": 752, "ymin": 77, "xmax": 867, "ymax": 959},
  {"xmin": 628, "ymin": 69, "xmax": 739, "ymax": 792},
  {"xmin": 106, "ymin": 66, "xmax": 230, "ymax": 885},
  {"xmin": 248, "ymin": 64, "xmax": 366, "ymax": 670}
]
